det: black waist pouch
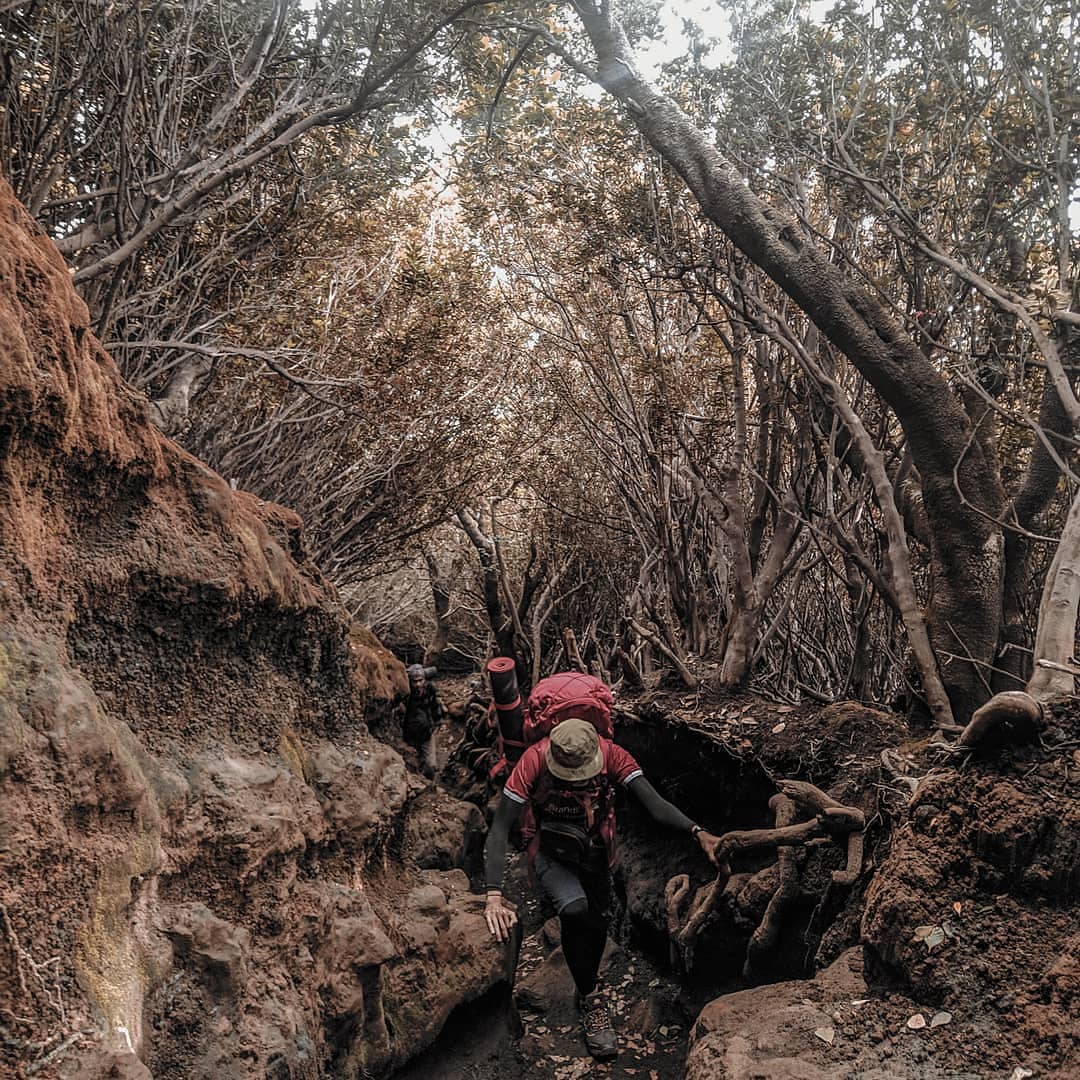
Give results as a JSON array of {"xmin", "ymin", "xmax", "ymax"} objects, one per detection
[{"xmin": 539, "ymin": 820, "xmax": 600, "ymax": 867}]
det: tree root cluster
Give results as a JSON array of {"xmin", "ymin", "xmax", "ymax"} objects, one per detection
[{"xmin": 665, "ymin": 780, "xmax": 865, "ymax": 974}]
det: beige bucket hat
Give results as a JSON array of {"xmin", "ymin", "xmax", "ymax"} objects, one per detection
[{"xmin": 546, "ymin": 718, "xmax": 604, "ymax": 781}]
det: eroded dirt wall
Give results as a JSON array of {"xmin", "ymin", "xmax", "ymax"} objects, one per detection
[{"xmin": 0, "ymin": 176, "xmax": 508, "ymax": 1079}]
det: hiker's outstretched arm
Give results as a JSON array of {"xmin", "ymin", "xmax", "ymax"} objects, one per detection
[
  {"xmin": 626, "ymin": 776, "xmax": 696, "ymax": 830},
  {"xmin": 483, "ymin": 794, "xmax": 524, "ymax": 892},
  {"xmin": 627, "ymin": 776, "xmax": 722, "ymax": 865},
  {"xmin": 483, "ymin": 794, "xmax": 524, "ymax": 941}
]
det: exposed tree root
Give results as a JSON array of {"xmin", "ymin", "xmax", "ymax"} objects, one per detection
[
  {"xmin": 744, "ymin": 794, "xmax": 798, "ymax": 975},
  {"xmin": 664, "ymin": 874, "xmax": 690, "ymax": 965},
  {"xmin": 833, "ymin": 829, "xmax": 865, "ymax": 887},
  {"xmin": 958, "ymin": 690, "xmax": 1045, "ymax": 751},
  {"xmin": 667, "ymin": 780, "xmax": 865, "ymax": 973},
  {"xmin": 776, "ymin": 779, "xmax": 844, "ymax": 814}
]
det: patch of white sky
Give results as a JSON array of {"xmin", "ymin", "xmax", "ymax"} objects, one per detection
[
  {"xmin": 420, "ymin": 1, "xmax": 729, "ymax": 158},
  {"xmin": 421, "ymin": 1, "xmax": 842, "ymax": 158},
  {"xmin": 412, "ymin": 0, "xmax": 1075, "ymax": 234}
]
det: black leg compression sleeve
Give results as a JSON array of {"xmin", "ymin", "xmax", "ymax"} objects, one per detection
[{"xmin": 560, "ymin": 898, "xmax": 608, "ymax": 997}]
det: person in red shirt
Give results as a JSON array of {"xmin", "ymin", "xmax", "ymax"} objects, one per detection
[{"xmin": 483, "ymin": 718, "xmax": 720, "ymax": 1059}]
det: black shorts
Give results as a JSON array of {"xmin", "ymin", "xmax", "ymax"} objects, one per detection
[{"xmin": 534, "ymin": 851, "xmax": 611, "ymax": 920}]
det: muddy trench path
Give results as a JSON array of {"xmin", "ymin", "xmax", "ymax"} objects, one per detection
[
  {"xmin": 389, "ymin": 709, "xmax": 728, "ymax": 1079},
  {"xmin": 394, "ymin": 846, "xmax": 701, "ymax": 1080},
  {"xmin": 389, "ymin": 684, "xmax": 1079, "ymax": 1080}
]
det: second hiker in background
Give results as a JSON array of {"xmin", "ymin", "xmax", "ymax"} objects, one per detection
[{"xmin": 403, "ymin": 664, "xmax": 444, "ymax": 779}]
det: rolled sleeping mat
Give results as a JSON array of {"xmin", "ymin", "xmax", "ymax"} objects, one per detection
[{"xmin": 486, "ymin": 656, "xmax": 526, "ymax": 764}]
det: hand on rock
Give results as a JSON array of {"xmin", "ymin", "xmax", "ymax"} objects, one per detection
[{"xmin": 484, "ymin": 892, "xmax": 517, "ymax": 942}]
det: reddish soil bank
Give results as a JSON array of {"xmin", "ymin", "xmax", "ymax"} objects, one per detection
[{"xmin": 0, "ymin": 175, "xmax": 510, "ymax": 1079}]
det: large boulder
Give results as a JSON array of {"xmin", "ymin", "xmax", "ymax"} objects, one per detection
[{"xmin": 402, "ymin": 786, "xmax": 485, "ymax": 871}]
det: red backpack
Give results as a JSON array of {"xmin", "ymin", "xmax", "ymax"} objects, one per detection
[
  {"xmin": 523, "ymin": 671, "xmax": 614, "ymax": 742},
  {"xmin": 487, "ymin": 671, "xmax": 615, "ymax": 780}
]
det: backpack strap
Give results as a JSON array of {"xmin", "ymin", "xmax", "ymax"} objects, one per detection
[{"xmin": 523, "ymin": 765, "xmax": 556, "ymax": 883}]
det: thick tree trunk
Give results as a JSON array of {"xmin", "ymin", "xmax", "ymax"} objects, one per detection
[
  {"xmin": 571, "ymin": 6, "xmax": 1006, "ymax": 718},
  {"xmin": 998, "ymin": 343, "xmax": 1075, "ymax": 691},
  {"xmin": 421, "ymin": 548, "xmax": 452, "ymax": 667},
  {"xmin": 1027, "ymin": 486, "xmax": 1080, "ymax": 699},
  {"xmin": 719, "ymin": 606, "xmax": 760, "ymax": 686},
  {"xmin": 958, "ymin": 482, "xmax": 1080, "ymax": 750},
  {"xmin": 457, "ymin": 508, "xmax": 518, "ymax": 662}
]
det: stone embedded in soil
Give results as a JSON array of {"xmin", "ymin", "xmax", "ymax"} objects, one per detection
[
  {"xmin": 57, "ymin": 1048, "xmax": 153, "ymax": 1079},
  {"xmin": 687, "ymin": 948, "xmax": 912, "ymax": 1079}
]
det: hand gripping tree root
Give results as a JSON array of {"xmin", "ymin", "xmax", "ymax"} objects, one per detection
[{"xmin": 666, "ymin": 782, "xmax": 865, "ymax": 973}]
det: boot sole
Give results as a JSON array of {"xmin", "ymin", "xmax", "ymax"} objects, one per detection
[{"xmin": 586, "ymin": 1041, "xmax": 618, "ymax": 1059}]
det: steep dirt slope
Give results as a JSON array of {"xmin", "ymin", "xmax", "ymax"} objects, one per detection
[{"xmin": 0, "ymin": 176, "xmax": 509, "ymax": 1079}]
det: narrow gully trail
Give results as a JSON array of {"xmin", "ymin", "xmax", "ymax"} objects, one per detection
[{"xmin": 393, "ymin": 846, "xmax": 708, "ymax": 1080}]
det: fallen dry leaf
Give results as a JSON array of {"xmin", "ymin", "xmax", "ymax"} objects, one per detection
[
  {"xmin": 907, "ymin": 1013, "xmax": 927, "ymax": 1030},
  {"xmin": 814, "ymin": 1027, "xmax": 835, "ymax": 1044},
  {"xmin": 925, "ymin": 926, "xmax": 946, "ymax": 949},
  {"xmin": 930, "ymin": 1012, "xmax": 952, "ymax": 1028},
  {"xmin": 772, "ymin": 721, "xmax": 787, "ymax": 733}
]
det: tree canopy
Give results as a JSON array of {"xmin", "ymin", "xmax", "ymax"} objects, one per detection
[{"xmin": 4, "ymin": 0, "xmax": 1077, "ymax": 718}]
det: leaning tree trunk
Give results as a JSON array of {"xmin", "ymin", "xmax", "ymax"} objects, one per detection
[
  {"xmin": 421, "ymin": 548, "xmax": 453, "ymax": 667},
  {"xmin": 567, "ymin": 4, "xmax": 1006, "ymax": 720},
  {"xmin": 1026, "ymin": 486, "xmax": 1080, "ymax": 700},
  {"xmin": 997, "ymin": 337, "xmax": 1077, "ymax": 691},
  {"xmin": 150, "ymin": 353, "xmax": 213, "ymax": 436}
]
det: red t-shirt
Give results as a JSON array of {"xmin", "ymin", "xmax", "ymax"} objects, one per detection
[{"xmin": 504, "ymin": 738, "xmax": 643, "ymax": 833}]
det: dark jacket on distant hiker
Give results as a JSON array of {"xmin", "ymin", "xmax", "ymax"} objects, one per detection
[{"xmin": 404, "ymin": 665, "xmax": 443, "ymax": 777}]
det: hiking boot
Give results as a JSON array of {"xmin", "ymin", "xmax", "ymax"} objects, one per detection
[{"xmin": 578, "ymin": 989, "xmax": 617, "ymax": 1058}]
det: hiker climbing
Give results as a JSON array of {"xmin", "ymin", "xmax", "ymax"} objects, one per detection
[
  {"xmin": 403, "ymin": 663, "xmax": 444, "ymax": 778},
  {"xmin": 482, "ymin": 672, "xmax": 721, "ymax": 1060}
]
